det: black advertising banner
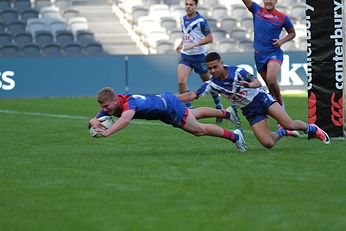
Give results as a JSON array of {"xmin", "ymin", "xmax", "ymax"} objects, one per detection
[{"xmin": 306, "ymin": 0, "xmax": 344, "ymax": 137}]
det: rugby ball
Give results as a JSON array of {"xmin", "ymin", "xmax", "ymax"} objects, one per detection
[{"xmin": 89, "ymin": 116, "xmax": 114, "ymax": 138}]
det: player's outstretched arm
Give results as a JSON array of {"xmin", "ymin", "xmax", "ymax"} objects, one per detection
[
  {"xmin": 95, "ymin": 110, "xmax": 135, "ymax": 137},
  {"xmin": 177, "ymin": 91, "xmax": 198, "ymax": 103},
  {"xmin": 241, "ymin": 0, "xmax": 253, "ymax": 9}
]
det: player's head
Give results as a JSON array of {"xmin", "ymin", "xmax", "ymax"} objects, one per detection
[
  {"xmin": 97, "ymin": 87, "xmax": 119, "ymax": 114},
  {"xmin": 263, "ymin": 0, "xmax": 277, "ymax": 11},
  {"xmin": 185, "ymin": 0, "xmax": 198, "ymax": 17},
  {"xmin": 205, "ymin": 52, "xmax": 225, "ymax": 78}
]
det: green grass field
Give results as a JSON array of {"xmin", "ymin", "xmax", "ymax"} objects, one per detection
[{"xmin": 0, "ymin": 94, "xmax": 345, "ymax": 231}]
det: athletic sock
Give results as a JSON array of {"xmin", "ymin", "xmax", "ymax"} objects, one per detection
[
  {"xmin": 276, "ymin": 128, "xmax": 287, "ymax": 138},
  {"xmin": 211, "ymin": 92, "xmax": 221, "ymax": 108},
  {"xmin": 305, "ymin": 124, "xmax": 317, "ymax": 134},
  {"xmin": 223, "ymin": 129, "xmax": 238, "ymax": 142}
]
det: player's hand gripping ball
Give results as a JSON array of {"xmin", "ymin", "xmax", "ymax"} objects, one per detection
[{"xmin": 90, "ymin": 116, "xmax": 114, "ymax": 138}]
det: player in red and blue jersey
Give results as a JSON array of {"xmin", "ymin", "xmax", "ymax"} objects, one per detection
[
  {"xmin": 241, "ymin": 0, "xmax": 296, "ymax": 106},
  {"xmin": 88, "ymin": 87, "xmax": 247, "ymax": 152},
  {"xmin": 179, "ymin": 52, "xmax": 330, "ymax": 149},
  {"xmin": 176, "ymin": 0, "xmax": 222, "ymax": 122}
]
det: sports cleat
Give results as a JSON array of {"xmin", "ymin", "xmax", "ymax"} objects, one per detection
[
  {"xmin": 312, "ymin": 124, "xmax": 330, "ymax": 144},
  {"xmin": 215, "ymin": 104, "xmax": 223, "ymax": 123},
  {"xmin": 286, "ymin": 130, "xmax": 300, "ymax": 137},
  {"xmin": 234, "ymin": 128, "xmax": 247, "ymax": 152},
  {"xmin": 226, "ymin": 105, "xmax": 241, "ymax": 128}
]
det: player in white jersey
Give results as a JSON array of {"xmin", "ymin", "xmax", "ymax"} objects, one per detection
[
  {"xmin": 175, "ymin": 0, "xmax": 222, "ymax": 123},
  {"xmin": 178, "ymin": 52, "xmax": 330, "ymax": 149}
]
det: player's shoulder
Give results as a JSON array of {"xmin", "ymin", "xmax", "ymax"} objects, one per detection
[
  {"xmin": 225, "ymin": 65, "xmax": 239, "ymax": 72},
  {"xmin": 272, "ymin": 9, "xmax": 288, "ymax": 18}
]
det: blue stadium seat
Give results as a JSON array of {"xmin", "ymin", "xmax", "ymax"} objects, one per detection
[
  {"xmin": 14, "ymin": 32, "xmax": 33, "ymax": 46},
  {"xmin": 1, "ymin": 43, "xmax": 20, "ymax": 57},
  {"xmin": 83, "ymin": 41, "xmax": 103, "ymax": 55},
  {"xmin": 7, "ymin": 20, "xmax": 26, "ymax": 35},
  {"xmin": 0, "ymin": 0, "xmax": 11, "ymax": 10},
  {"xmin": 21, "ymin": 43, "xmax": 41, "ymax": 56},
  {"xmin": 1, "ymin": 8, "xmax": 19, "ymax": 23},
  {"xmin": 64, "ymin": 42, "xmax": 83, "ymax": 56},
  {"xmin": 0, "ymin": 20, "xmax": 6, "ymax": 32},
  {"xmin": 76, "ymin": 30, "xmax": 95, "ymax": 45},
  {"xmin": 56, "ymin": 29, "xmax": 75, "ymax": 46},
  {"xmin": 0, "ymin": 32, "xmax": 12, "ymax": 45},
  {"xmin": 21, "ymin": 9, "xmax": 39, "ymax": 22},
  {"xmin": 35, "ymin": 30, "xmax": 54, "ymax": 46},
  {"xmin": 14, "ymin": 0, "xmax": 32, "ymax": 12},
  {"xmin": 42, "ymin": 42, "xmax": 63, "ymax": 56}
]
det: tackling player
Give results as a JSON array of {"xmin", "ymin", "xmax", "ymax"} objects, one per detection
[
  {"xmin": 88, "ymin": 87, "xmax": 247, "ymax": 152},
  {"xmin": 178, "ymin": 52, "xmax": 330, "ymax": 149},
  {"xmin": 176, "ymin": 0, "xmax": 222, "ymax": 122}
]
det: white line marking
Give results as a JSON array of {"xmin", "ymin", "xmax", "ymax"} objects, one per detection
[{"xmin": 0, "ymin": 109, "xmax": 253, "ymax": 131}]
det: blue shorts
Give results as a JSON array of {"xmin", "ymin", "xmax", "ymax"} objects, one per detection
[
  {"xmin": 159, "ymin": 92, "xmax": 188, "ymax": 128},
  {"xmin": 179, "ymin": 53, "xmax": 209, "ymax": 74},
  {"xmin": 254, "ymin": 50, "xmax": 283, "ymax": 73},
  {"xmin": 241, "ymin": 91, "xmax": 276, "ymax": 126}
]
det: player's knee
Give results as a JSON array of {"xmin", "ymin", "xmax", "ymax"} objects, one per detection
[
  {"xmin": 261, "ymin": 140, "xmax": 275, "ymax": 149},
  {"xmin": 178, "ymin": 79, "xmax": 187, "ymax": 88},
  {"xmin": 266, "ymin": 78, "xmax": 277, "ymax": 87},
  {"xmin": 191, "ymin": 127, "xmax": 206, "ymax": 136}
]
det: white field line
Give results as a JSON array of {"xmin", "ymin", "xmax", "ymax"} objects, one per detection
[{"xmin": 0, "ymin": 109, "xmax": 254, "ymax": 133}]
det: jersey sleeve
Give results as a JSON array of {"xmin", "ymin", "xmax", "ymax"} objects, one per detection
[
  {"xmin": 200, "ymin": 19, "xmax": 212, "ymax": 36},
  {"xmin": 249, "ymin": 2, "xmax": 261, "ymax": 14},
  {"xmin": 239, "ymin": 69, "xmax": 256, "ymax": 82},
  {"xmin": 96, "ymin": 110, "xmax": 109, "ymax": 118},
  {"xmin": 124, "ymin": 97, "xmax": 136, "ymax": 111},
  {"xmin": 283, "ymin": 16, "xmax": 294, "ymax": 30},
  {"xmin": 194, "ymin": 81, "xmax": 212, "ymax": 98}
]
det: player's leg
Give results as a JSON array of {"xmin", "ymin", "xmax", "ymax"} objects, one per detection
[
  {"xmin": 177, "ymin": 63, "xmax": 193, "ymax": 108},
  {"xmin": 182, "ymin": 110, "xmax": 247, "ymax": 151},
  {"xmin": 266, "ymin": 61, "xmax": 283, "ymax": 106},
  {"xmin": 190, "ymin": 107, "xmax": 239, "ymax": 127},
  {"xmin": 268, "ymin": 102, "xmax": 330, "ymax": 144},
  {"xmin": 251, "ymin": 119, "xmax": 280, "ymax": 149}
]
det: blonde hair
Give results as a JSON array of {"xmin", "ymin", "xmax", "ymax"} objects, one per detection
[{"xmin": 97, "ymin": 87, "xmax": 115, "ymax": 103}]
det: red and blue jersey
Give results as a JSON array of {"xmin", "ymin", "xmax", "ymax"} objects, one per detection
[
  {"xmin": 97, "ymin": 92, "xmax": 188, "ymax": 128},
  {"xmin": 248, "ymin": 2, "xmax": 293, "ymax": 52}
]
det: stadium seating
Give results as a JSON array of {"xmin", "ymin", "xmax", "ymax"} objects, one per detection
[
  {"xmin": 0, "ymin": 0, "xmax": 307, "ymax": 56},
  {"xmin": 14, "ymin": 0, "xmax": 33, "ymax": 12},
  {"xmin": 83, "ymin": 41, "xmax": 103, "ymax": 55},
  {"xmin": 14, "ymin": 31, "xmax": 33, "ymax": 46},
  {"xmin": 21, "ymin": 9, "xmax": 39, "ymax": 22},
  {"xmin": 7, "ymin": 20, "xmax": 26, "ymax": 34},
  {"xmin": 21, "ymin": 43, "xmax": 41, "ymax": 56},
  {"xmin": 41, "ymin": 42, "xmax": 62, "ymax": 56},
  {"xmin": 0, "ymin": 21, "xmax": 6, "ymax": 31},
  {"xmin": 63, "ymin": 42, "xmax": 83, "ymax": 55},
  {"xmin": 56, "ymin": 29, "xmax": 75, "ymax": 46},
  {"xmin": 1, "ymin": 43, "xmax": 20, "ymax": 57},
  {"xmin": 0, "ymin": 0, "xmax": 11, "ymax": 9}
]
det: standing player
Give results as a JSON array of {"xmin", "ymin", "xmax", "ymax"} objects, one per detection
[
  {"xmin": 88, "ymin": 87, "xmax": 247, "ymax": 152},
  {"xmin": 240, "ymin": 0, "xmax": 296, "ymax": 107},
  {"xmin": 176, "ymin": 0, "xmax": 222, "ymax": 122},
  {"xmin": 178, "ymin": 52, "xmax": 330, "ymax": 149}
]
